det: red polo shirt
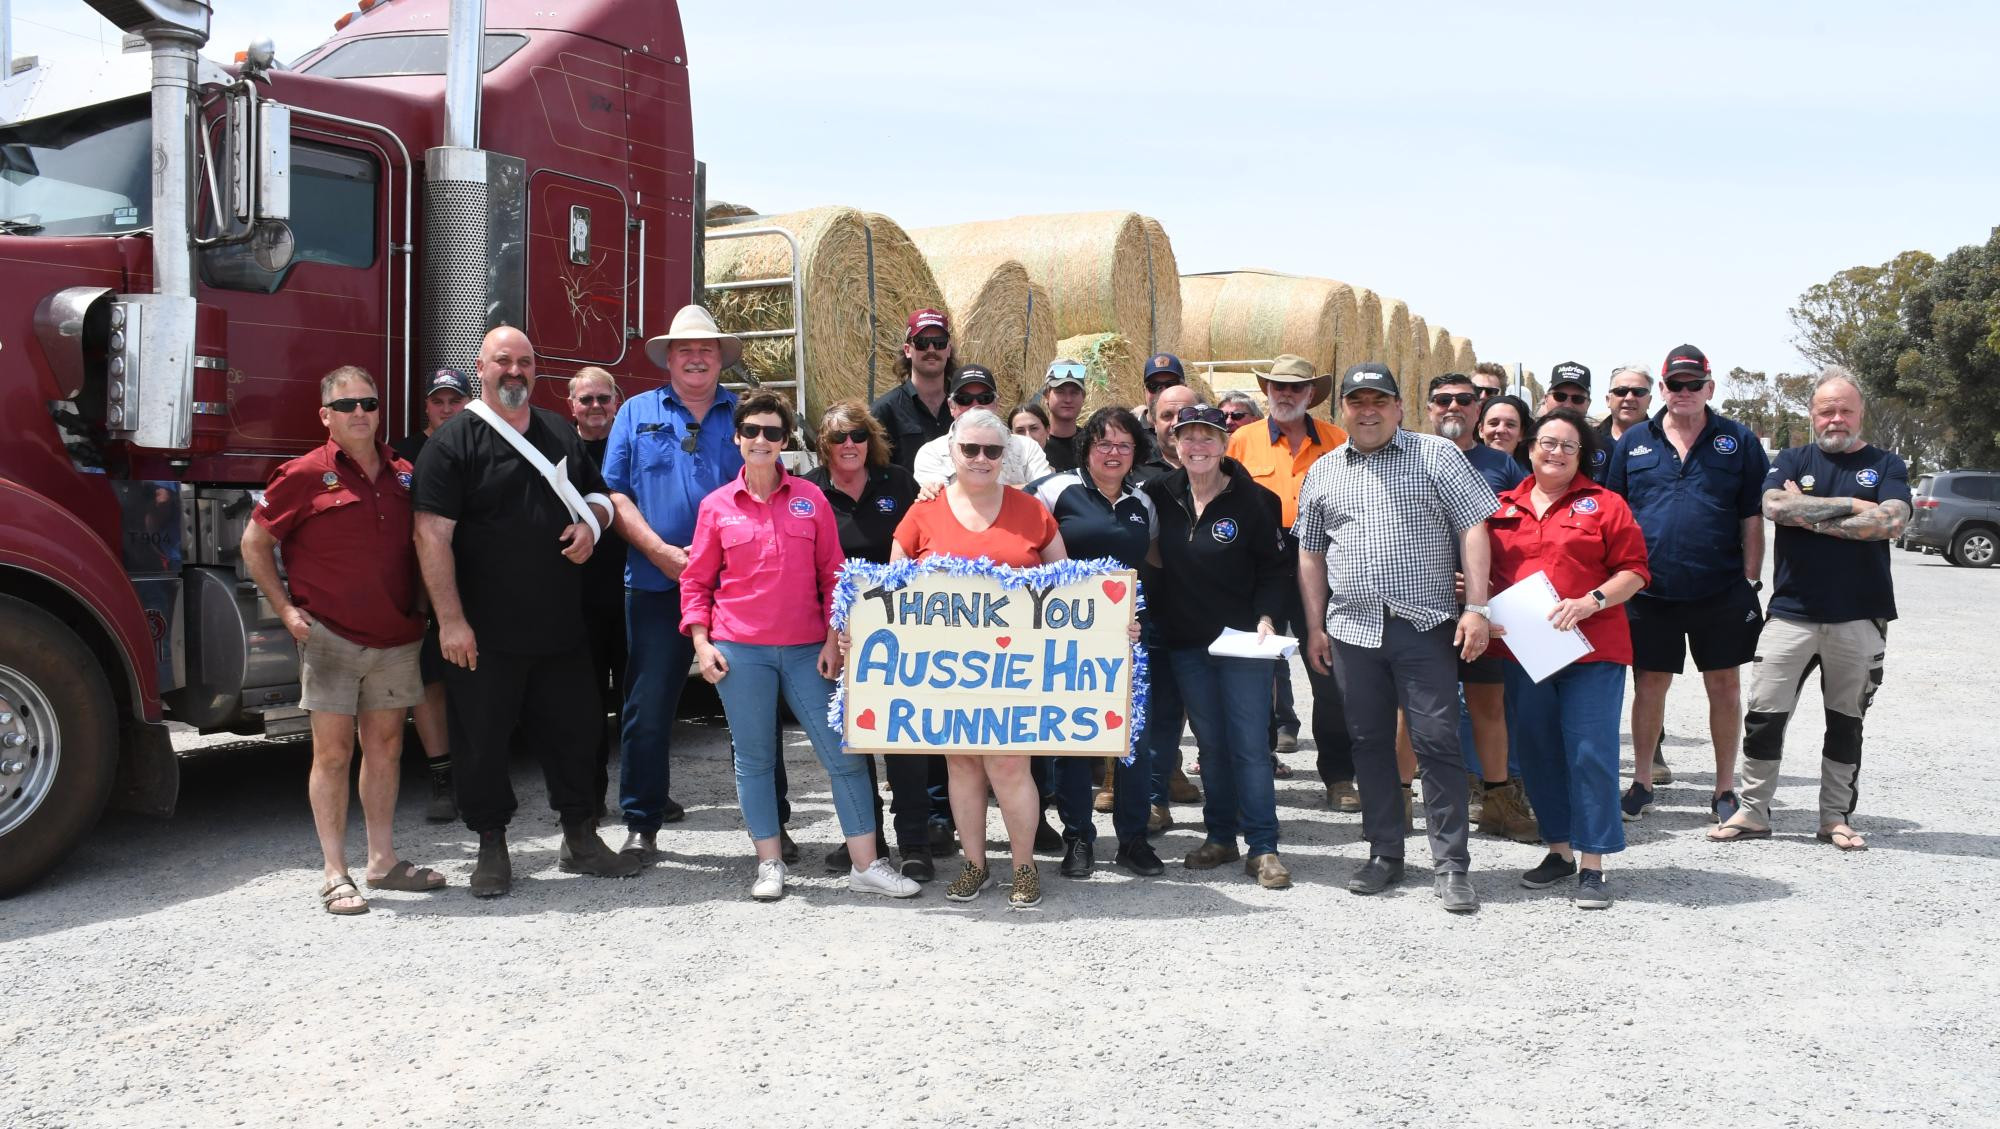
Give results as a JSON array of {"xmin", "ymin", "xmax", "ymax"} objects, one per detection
[
  {"xmin": 1486, "ymin": 476, "xmax": 1650, "ymax": 666},
  {"xmin": 253, "ymin": 439, "xmax": 425, "ymax": 649}
]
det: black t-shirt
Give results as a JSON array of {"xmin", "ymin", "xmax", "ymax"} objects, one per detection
[
  {"xmin": 1765, "ymin": 443, "xmax": 1911, "ymax": 623},
  {"xmin": 1044, "ymin": 430, "xmax": 1082, "ymax": 473},
  {"xmin": 801, "ymin": 463, "xmax": 919, "ymax": 564},
  {"xmin": 869, "ymin": 381, "xmax": 951, "ymax": 470},
  {"xmin": 413, "ymin": 406, "xmax": 608, "ymax": 654},
  {"xmin": 579, "ymin": 434, "xmax": 628, "ymax": 616},
  {"xmin": 391, "ymin": 430, "xmax": 427, "ymax": 465}
]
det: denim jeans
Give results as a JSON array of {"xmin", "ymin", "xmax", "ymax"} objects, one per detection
[
  {"xmin": 1172, "ymin": 648, "xmax": 1278, "ymax": 855},
  {"xmin": 620, "ymin": 587, "xmax": 695, "ymax": 834},
  {"xmin": 712, "ymin": 640, "xmax": 876, "ymax": 843},
  {"xmin": 1505, "ymin": 659, "xmax": 1627, "ymax": 856},
  {"xmin": 1053, "ymin": 738, "xmax": 1154, "ymax": 845},
  {"xmin": 1146, "ymin": 637, "xmax": 1186, "ymax": 808}
]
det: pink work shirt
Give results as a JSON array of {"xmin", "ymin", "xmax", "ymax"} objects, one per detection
[{"xmin": 680, "ymin": 469, "xmax": 845, "ymax": 646}]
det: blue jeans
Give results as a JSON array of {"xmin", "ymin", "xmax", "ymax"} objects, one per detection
[
  {"xmin": 1505, "ymin": 660, "xmax": 1627, "ymax": 856},
  {"xmin": 620, "ymin": 587, "xmax": 695, "ymax": 833},
  {"xmin": 713, "ymin": 640, "xmax": 875, "ymax": 843},
  {"xmin": 1172, "ymin": 648, "xmax": 1278, "ymax": 855},
  {"xmin": 1146, "ymin": 638, "xmax": 1186, "ymax": 807},
  {"xmin": 1053, "ymin": 737, "xmax": 1154, "ymax": 845}
]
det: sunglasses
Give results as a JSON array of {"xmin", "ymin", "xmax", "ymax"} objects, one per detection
[
  {"xmin": 325, "ymin": 396, "xmax": 380, "ymax": 413},
  {"xmin": 957, "ymin": 442, "xmax": 1005, "ymax": 461},
  {"xmin": 1664, "ymin": 378, "xmax": 1709, "ymax": 393},
  {"xmin": 1145, "ymin": 377, "xmax": 1183, "ymax": 392},
  {"xmin": 1608, "ymin": 386, "xmax": 1651, "ymax": 398},
  {"xmin": 1174, "ymin": 406, "xmax": 1228, "ymax": 430},
  {"xmin": 1429, "ymin": 392, "xmax": 1477, "ymax": 407},
  {"xmin": 738, "ymin": 423, "xmax": 787, "ymax": 442},
  {"xmin": 1221, "ymin": 410, "xmax": 1252, "ymax": 422},
  {"xmin": 576, "ymin": 393, "xmax": 614, "ymax": 407},
  {"xmin": 1549, "ymin": 390, "xmax": 1591, "ymax": 406},
  {"xmin": 829, "ymin": 428, "xmax": 871, "ymax": 446},
  {"xmin": 910, "ymin": 335, "xmax": 950, "ymax": 352},
  {"xmin": 1047, "ymin": 363, "xmax": 1088, "ymax": 386},
  {"xmin": 1476, "ymin": 386, "xmax": 1500, "ymax": 398},
  {"xmin": 952, "ymin": 391, "xmax": 997, "ymax": 406},
  {"xmin": 681, "ymin": 422, "xmax": 701, "ymax": 455}
]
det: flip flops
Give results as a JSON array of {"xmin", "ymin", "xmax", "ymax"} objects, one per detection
[
  {"xmin": 319, "ymin": 876, "xmax": 369, "ymax": 915},
  {"xmin": 1818, "ymin": 825, "xmax": 1868, "ymax": 852},
  {"xmin": 1707, "ymin": 821, "xmax": 1772, "ymax": 842},
  {"xmin": 364, "ymin": 860, "xmax": 448, "ymax": 891}
]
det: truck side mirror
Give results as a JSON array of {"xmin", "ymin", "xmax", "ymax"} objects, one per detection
[{"xmin": 228, "ymin": 96, "xmax": 289, "ymax": 223}]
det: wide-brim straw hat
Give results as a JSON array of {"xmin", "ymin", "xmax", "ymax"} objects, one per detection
[
  {"xmin": 1258, "ymin": 352, "xmax": 1333, "ymax": 409},
  {"xmin": 645, "ymin": 305, "xmax": 744, "ymax": 371}
]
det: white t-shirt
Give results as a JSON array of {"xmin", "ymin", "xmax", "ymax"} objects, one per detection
[{"xmin": 911, "ymin": 432, "xmax": 1053, "ymax": 488}]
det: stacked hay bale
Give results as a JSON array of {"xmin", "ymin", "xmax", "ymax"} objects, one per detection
[
  {"xmin": 1059, "ymin": 332, "xmax": 1142, "ymax": 416},
  {"xmin": 1407, "ymin": 314, "xmax": 1432, "ymax": 404},
  {"xmin": 925, "ymin": 254, "xmax": 1056, "ymax": 408},
  {"xmin": 1429, "ymin": 325, "xmax": 1455, "ymax": 378},
  {"xmin": 1200, "ymin": 271, "xmax": 1359, "ymax": 379},
  {"xmin": 704, "ymin": 205, "xmax": 947, "ymax": 421},
  {"xmin": 1449, "ymin": 335, "xmax": 1478, "ymax": 373},
  {"xmin": 1378, "ymin": 297, "xmax": 1412, "ymax": 390},
  {"xmin": 1177, "ymin": 273, "xmax": 1226, "ymax": 363},
  {"xmin": 912, "ymin": 211, "xmax": 1181, "ymax": 360},
  {"xmin": 1138, "ymin": 216, "xmax": 1182, "ymax": 356}
]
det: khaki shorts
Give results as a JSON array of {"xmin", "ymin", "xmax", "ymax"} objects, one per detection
[{"xmin": 299, "ymin": 626, "xmax": 422, "ymax": 715}]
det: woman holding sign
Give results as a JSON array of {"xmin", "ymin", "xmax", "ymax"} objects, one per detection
[
  {"xmin": 681, "ymin": 390, "xmax": 922, "ymax": 903},
  {"xmin": 1141, "ymin": 405, "xmax": 1294, "ymax": 890},
  {"xmin": 891, "ymin": 408, "xmax": 1069, "ymax": 909},
  {"xmin": 1484, "ymin": 408, "xmax": 1648, "ymax": 909}
]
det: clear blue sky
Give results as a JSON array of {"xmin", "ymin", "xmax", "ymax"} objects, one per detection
[{"xmin": 12, "ymin": 1, "xmax": 1999, "ymax": 389}]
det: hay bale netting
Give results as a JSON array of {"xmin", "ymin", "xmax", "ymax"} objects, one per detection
[
  {"xmin": 1351, "ymin": 287, "xmax": 1383, "ymax": 368},
  {"xmin": 1177, "ymin": 274, "xmax": 1226, "ymax": 362},
  {"xmin": 1138, "ymin": 216, "xmax": 1182, "ymax": 355},
  {"xmin": 1406, "ymin": 315, "xmax": 1433, "ymax": 405},
  {"xmin": 1201, "ymin": 272, "xmax": 1359, "ymax": 379},
  {"xmin": 1378, "ymin": 297, "xmax": 1412, "ymax": 390},
  {"xmin": 911, "ymin": 212, "xmax": 1180, "ymax": 350},
  {"xmin": 1449, "ymin": 334, "xmax": 1477, "ymax": 373},
  {"xmin": 926, "ymin": 254, "xmax": 1057, "ymax": 408},
  {"xmin": 1060, "ymin": 333, "xmax": 1145, "ymax": 416},
  {"xmin": 704, "ymin": 206, "xmax": 946, "ymax": 423}
]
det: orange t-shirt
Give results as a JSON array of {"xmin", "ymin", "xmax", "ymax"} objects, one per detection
[{"xmin": 892, "ymin": 487, "xmax": 1059, "ymax": 568}]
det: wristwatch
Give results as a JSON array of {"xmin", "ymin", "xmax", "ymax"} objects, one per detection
[
  {"xmin": 1749, "ymin": 579, "xmax": 1764, "ymax": 592},
  {"xmin": 1590, "ymin": 589, "xmax": 1608, "ymax": 609},
  {"xmin": 1464, "ymin": 604, "xmax": 1490, "ymax": 618}
]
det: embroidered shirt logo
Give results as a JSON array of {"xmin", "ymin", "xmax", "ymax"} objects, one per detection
[
  {"xmin": 1211, "ymin": 518, "xmax": 1238, "ymax": 544},
  {"xmin": 1571, "ymin": 496, "xmax": 1599, "ymax": 515},
  {"xmin": 322, "ymin": 471, "xmax": 340, "ymax": 488},
  {"xmin": 1856, "ymin": 468, "xmax": 1880, "ymax": 487},
  {"xmin": 1630, "ymin": 444, "xmax": 1653, "ymax": 456},
  {"xmin": 1712, "ymin": 434, "xmax": 1739, "ymax": 454},
  {"xmin": 1800, "ymin": 475, "xmax": 1817, "ymax": 491},
  {"xmin": 787, "ymin": 497, "xmax": 816, "ymax": 518},
  {"xmin": 396, "ymin": 471, "xmax": 413, "ymax": 490},
  {"xmin": 875, "ymin": 496, "xmax": 898, "ymax": 513}
]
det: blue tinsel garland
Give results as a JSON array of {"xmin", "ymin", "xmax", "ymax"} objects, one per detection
[{"xmin": 827, "ymin": 555, "xmax": 1148, "ymax": 763}]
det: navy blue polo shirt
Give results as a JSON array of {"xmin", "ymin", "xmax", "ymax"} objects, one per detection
[
  {"xmin": 1463, "ymin": 441, "xmax": 1525, "ymax": 495},
  {"xmin": 1028, "ymin": 470, "xmax": 1156, "ymax": 569},
  {"xmin": 1765, "ymin": 443, "xmax": 1910, "ymax": 623},
  {"xmin": 801, "ymin": 463, "xmax": 919, "ymax": 565},
  {"xmin": 1605, "ymin": 406, "xmax": 1769, "ymax": 601},
  {"xmin": 600, "ymin": 384, "xmax": 743, "ymax": 591}
]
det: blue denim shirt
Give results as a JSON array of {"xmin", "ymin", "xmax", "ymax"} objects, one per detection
[
  {"xmin": 1605, "ymin": 406, "xmax": 1768, "ymax": 601},
  {"xmin": 601, "ymin": 384, "xmax": 743, "ymax": 591}
]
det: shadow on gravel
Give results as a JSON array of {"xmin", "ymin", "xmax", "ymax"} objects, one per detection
[
  {"xmin": 1867, "ymin": 828, "xmax": 2000, "ymax": 860},
  {"xmin": 1475, "ymin": 865, "xmax": 1792, "ymax": 907}
]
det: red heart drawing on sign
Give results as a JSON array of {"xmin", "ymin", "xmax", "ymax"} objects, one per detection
[
  {"xmin": 1101, "ymin": 580, "xmax": 1127, "ymax": 604},
  {"xmin": 995, "ymin": 636, "xmax": 1012, "ymax": 648},
  {"xmin": 1105, "ymin": 710, "xmax": 1124, "ymax": 729},
  {"xmin": 855, "ymin": 709, "xmax": 877, "ymax": 730}
]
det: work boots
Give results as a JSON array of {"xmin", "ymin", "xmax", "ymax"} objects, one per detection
[
  {"xmin": 470, "ymin": 829, "xmax": 511, "ymax": 898},
  {"xmin": 424, "ymin": 759, "xmax": 457, "ymax": 823},
  {"xmin": 1478, "ymin": 779, "xmax": 1542, "ymax": 843},
  {"xmin": 559, "ymin": 818, "xmax": 645, "ymax": 878},
  {"xmin": 1094, "ymin": 757, "xmax": 1117, "ymax": 813}
]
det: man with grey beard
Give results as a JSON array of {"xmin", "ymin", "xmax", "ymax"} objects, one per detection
[
  {"xmin": 1710, "ymin": 368, "xmax": 1909, "ymax": 853},
  {"xmin": 413, "ymin": 325, "xmax": 641, "ymax": 897}
]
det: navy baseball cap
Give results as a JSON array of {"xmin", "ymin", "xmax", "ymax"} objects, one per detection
[
  {"xmin": 1339, "ymin": 362, "xmax": 1399, "ymax": 399},
  {"xmin": 1143, "ymin": 353, "xmax": 1185, "ymax": 384},
  {"xmin": 425, "ymin": 368, "xmax": 471, "ymax": 398},
  {"xmin": 1550, "ymin": 361, "xmax": 1590, "ymax": 391}
]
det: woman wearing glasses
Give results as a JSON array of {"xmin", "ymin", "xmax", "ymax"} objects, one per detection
[
  {"xmin": 801, "ymin": 402, "xmax": 939, "ymax": 879},
  {"xmin": 891, "ymin": 408, "xmax": 1070, "ymax": 909},
  {"xmin": 1484, "ymin": 408, "xmax": 1649, "ymax": 909},
  {"xmin": 1142, "ymin": 405, "xmax": 1294, "ymax": 889},
  {"xmin": 681, "ymin": 390, "xmax": 921, "ymax": 903}
]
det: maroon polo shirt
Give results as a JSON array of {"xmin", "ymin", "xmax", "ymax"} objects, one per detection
[{"xmin": 253, "ymin": 439, "xmax": 425, "ymax": 649}]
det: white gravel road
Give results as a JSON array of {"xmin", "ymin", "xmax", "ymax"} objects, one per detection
[{"xmin": 3, "ymin": 548, "xmax": 1995, "ymax": 1128}]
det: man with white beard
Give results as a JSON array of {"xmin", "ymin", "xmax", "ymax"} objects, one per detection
[
  {"xmin": 1710, "ymin": 368, "xmax": 1910, "ymax": 853},
  {"xmin": 413, "ymin": 326, "xmax": 640, "ymax": 897}
]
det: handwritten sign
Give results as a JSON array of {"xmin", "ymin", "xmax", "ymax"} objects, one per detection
[{"xmin": 835, "ymin": 558, "xmax": 1139, "ymax": 757}]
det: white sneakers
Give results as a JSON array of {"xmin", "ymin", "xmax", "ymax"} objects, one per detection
[
  {"xmin": 850, "ymin": 858, "xmax": 921, "ymax": 899},
  {"xmin": 751, "ymin": 858, "xmax": 787, "ymax": 901}
]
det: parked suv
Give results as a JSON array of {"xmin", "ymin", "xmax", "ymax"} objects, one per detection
[{"xmin": 1904, "ymin": 469, "xmax": 2000, "ymax": 568}]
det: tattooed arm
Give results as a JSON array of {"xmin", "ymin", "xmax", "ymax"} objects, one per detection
[
  {"xmin": 1808, "ymin": 498, "xmax": 1910, "ymax": 542},
  {"xmin": 1763, "ymin": 481, "xmax": 1858, "ymax": 526}
]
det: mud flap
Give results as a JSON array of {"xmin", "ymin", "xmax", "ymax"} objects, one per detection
[{"xmin": 111, "ymin": 718, "xmax": 179, "ymax": 817}]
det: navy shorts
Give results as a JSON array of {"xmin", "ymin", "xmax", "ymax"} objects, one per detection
[
  {"xmin": 1457, "ymin": 653, "xmax": 1505, "ymax": 685},
  {"xmin": 1626, "ymin": 581, "xmax": 1763, "ymax": 675}
]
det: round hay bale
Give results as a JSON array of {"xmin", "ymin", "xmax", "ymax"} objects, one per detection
[
  {"xmin": 911, "ymin": 212, "xmax": 1178, "ymax": 348},
  {"xmin": 1378, "ymin": 296, "xmax": 1411, "ymax": 389},
  {"xmin": 1429, "ymin": 325, "xmax": 1455, "ymax": 377},
  {"xmin": 1060, "ymin": 332, "xmax": 1144, "ymax": 416},
  {"xmin": 926, "ymin": 254, "xmax": 1056, "ymax": 408},
  {"xmin": 1177, "ymin": 274, "xmax": 1226, "ymax": 362},
  {"xmin": 705, "ymin": 200, "xmax": 758, "ymax": 222},
  {"xmin": 1406, "ymin": 314, "xmax": 1432, "ymax": 404},
  {"xmin": 1201, "ymin": 272, "xmax": 1358, "ymax": 378},
  {"xmin": 703, "ymin": 206, "xmax": 946, "ymax": 423},
  {"xmin": 1351, "ymin": 288, "xmax": 1383, "ymax": 368},
  {"xmin": 1449, "ymin": 334, "xmax": 1477, "ymax": 373},
  {"xmin": 1139, "ymin": 216, "xmax": 1182, "ymax": 355}
]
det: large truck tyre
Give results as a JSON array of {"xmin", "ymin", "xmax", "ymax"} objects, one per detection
[{"xmin": 0, "ymin": 595, "xmax": 119, "ymax": 897}]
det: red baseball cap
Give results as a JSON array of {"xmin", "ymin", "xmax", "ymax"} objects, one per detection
[{"xmin": 905, "ymin": 309, "xmax": 949, "ymax": 338}]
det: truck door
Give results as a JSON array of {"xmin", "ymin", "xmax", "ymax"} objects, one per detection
[{"xmin": 525, "ymin": 171, "xmax": 628, "ymax": 367}]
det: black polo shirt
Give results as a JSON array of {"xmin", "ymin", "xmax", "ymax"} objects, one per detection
[
  {"xmin": 869, "ymin": 380, "xmax": 951, "ymax": 470},
  {"xmin": 1765, "ymin": 443, "xmax": 1910, "ymax": 623},
  {"xmin": 579, "ymin": 434, "xmax": 628, "ymax": 616},
  {"xmin": 413, "ymin": 406, "xmax": 607, "ymax": 654},
  {"xmin": 1044, "ymin": 430, "xmax": 1083, "ymax": 473},
  {"xmin": 1028, "ymin": 470, "xmax": 1155, "ymax": 569},
  {"xmin": 390, "ymin": 430, "xmax": 427, "ymax": 465},
  {"xmin": 801, "ymin": 463, "xmax": 919, "ymax": 564}
]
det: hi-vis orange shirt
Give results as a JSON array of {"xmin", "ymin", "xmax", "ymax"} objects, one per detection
[{"xmin": 1226, "ymin": 416, "xmax": 1348, "ymax": 529}]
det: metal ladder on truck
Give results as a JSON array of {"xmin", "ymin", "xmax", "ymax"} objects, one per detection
[{"xmin": 700, "ymin": 215, "xmax": 816, "ymax": 472}]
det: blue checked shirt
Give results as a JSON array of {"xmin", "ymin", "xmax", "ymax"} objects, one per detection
[{"xmin": 1293, "ymin": 429, "xmax": 1500, "ymax": 648}]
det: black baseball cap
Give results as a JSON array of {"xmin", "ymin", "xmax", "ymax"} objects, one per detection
[
  {"xmin": 1339, "ymin": 362, "xmax": 1399, "ymax": 399},
  {"xmin": 1550, "ymin": 361, "xmax": 1590, "ymax": 391},
  {"xmin": 1661, "ymin": 344, "xmax": 1711, "ymax": 380},
  {"xmin": 425, "ymin": 368, "xmax": 471, "ymax": 398},
  {"xmin": 949, "ymin": 364, "xmax": 996, "ymax": 394}
]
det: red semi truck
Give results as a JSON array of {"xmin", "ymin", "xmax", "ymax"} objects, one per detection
[{"xmin": 0, "ymin": 0, "xmax": 705, "ymax": 893}]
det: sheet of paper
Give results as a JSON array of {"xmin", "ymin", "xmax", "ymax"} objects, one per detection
[
  {"xmin": 1207, "ymin": 626, "xmax": 1299, "ymax": 660},
  {"xmin": 1488, "ymin": 570, "xmax": 1594, "ymax": 682}
]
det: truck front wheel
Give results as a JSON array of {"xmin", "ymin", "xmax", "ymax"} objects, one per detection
[{"xmin": 0, "ymin": 595, "xmax": 119, "ymax": 896}]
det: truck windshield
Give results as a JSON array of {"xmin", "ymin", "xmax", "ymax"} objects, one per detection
[{"xmin": 0, "ymin": 95, "xmax": 151, "ymax": 236}]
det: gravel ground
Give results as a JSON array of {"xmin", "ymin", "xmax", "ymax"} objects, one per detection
[{"xmin": 4, "ymin": 548, "xmax": 1996, "ymax": 1128}]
